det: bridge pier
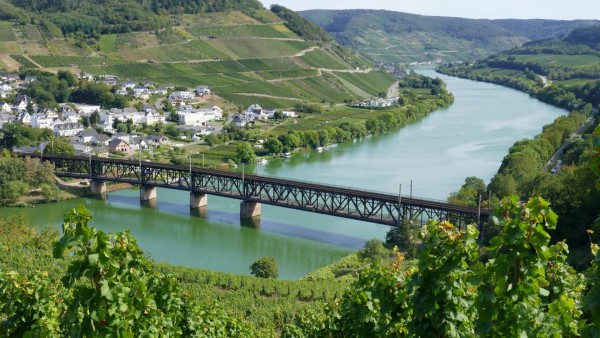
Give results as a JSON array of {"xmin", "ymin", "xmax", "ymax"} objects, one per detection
[
  {"xmin": 140, "ymin": 185, "xmax": 157, "ymax": 201},
  {"xmin": 90, "ymin": 180, "xmax": 106, "ymax": 194},
  {"xmin": 240, "ymin": 201, "xmax": 261, "ymax": 219},
  {"xmin": 190, "ymin": 192, "xmax": 208, "ymax": 209}
]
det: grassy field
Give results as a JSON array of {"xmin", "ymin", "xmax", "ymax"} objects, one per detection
[
  {"xmin": 278, "ymin": 76, "xmax": 356, "ymax": 102},
  {"xmin": 218, "ymin": 93, "xmax": 300, "ymax": 109},
  {"xmin": 332, "ymin": 70, "xmax": 396, "ymax": 96},
  {"xmin": 208, "ymin": 39, "xmax": 310, "ymax": 59},
  {"xmin": 124, "ymin": 39, "xmax": 231, "ymax": 63},
  {"xmin": 0, "ymin": 41, "xmax": 21, "ymax": 54},
  {"xmin": 30, "ymin": 55, "xmax": 126, "ymax": 67},
  {"xmin": 187, "ymin": 24, "xmax": 297, "ymax": 39},
  {"xmin": 257, "ymin": 69, "xmax": 319, "ymax": 80},
  {"xmin": 264, "ymin": 106, "xmax": 395, "ymax": 135},
  {"xmin": 98, "ymin": 34, "xmax": 117, "ymax": 52},
  {"xmin": 0, "ymin": 26, "xmax": 16, "ymax": 41},
  {"xmin": 513, "ymin": 54, "xmax": 600, "ymax": 69},
  {"xmin": 217, "ymin": 80, "xmax": 300, "ymax": 98},
  {"xmin": 299, "ymin": 48, "xmax": 351, "ymax": 70},
  {"xmin": 239, "ymin": 57, "xmax": 302, "ymax": 71},
  {"xmin": 10, "ymin": 54, "xmax": 38, "ymax": 68}
]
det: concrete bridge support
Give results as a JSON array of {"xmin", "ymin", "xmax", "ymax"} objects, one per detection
[
  {"xmin": 190, "ymin": 192, "xmax": 208, "ymax": 209},
  {"xmin": 90, "ymin": 180, "xmax": 106, "ymax": 194},
  {"xmin": 240, "ymin": 201, "xmax": 261, "ymax": 219},
  {"xmin": 140, "ymin": 185, "xmax": 157, "ymax": 201}
]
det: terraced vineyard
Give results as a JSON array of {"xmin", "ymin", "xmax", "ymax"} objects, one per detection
[
  {"xmin": 186, "ymin": 24, "xmax": 297, "ymax": 39},
  {"xmin": 513, "ymin": 53, "xmax": 600, "ymax": 69},
  {"xmin": 239, "ymin": 57, "xmax": 302, "ymax": 71},
  {"xmin": 124, "ymin": 39, "xmax": 231, "ymax": 62},
  {"xmin": 332, "ymin": 70, "xmax": 396, "ymax": 96},
  {"xmin": 208, "ymin": 39, "xmax": 311, "ymax": 59},
  {"xmin": 299, "ymin": 48, "xmax": 351, "ymax": 70},
  {"xmin": 9, "ymin": 54, "xmax": 38, "ymax": 68},
  {"xmin": 0, "ymin": 10, "xmax": 392, "ymax": 109},
  {"xmin": 30, "ymin": 55, "xmax": 126, "ymax": 67}
]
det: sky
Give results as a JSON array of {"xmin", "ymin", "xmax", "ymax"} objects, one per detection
[{"xmin": 259, "ymin": 0, "xmax": 600, "ymax": 20}]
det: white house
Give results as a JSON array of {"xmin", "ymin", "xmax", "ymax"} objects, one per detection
[
  {"xmin": 74, "ymin": 104, "xmax": 101, "ymax": 115},
  {"xmin": 282, "ymin": 111, "xmax": 296, "ymax": 118},
  {"xmin": 54, "ymin": 122, "xmax": 84, "ymax": 137},
  {"xmin": 31, "ymin": 113, "xmax": 56, "ymax": 129},
  {"xmin": 247, "ymin": 104, "xmax": 267, "ymax": 120},
  {"xmin": 143, "ymin": 110, "xmax": 165, "ymax": 125},
  {"xmin": 0, "ymin": 82, "xmax": 11, "ymax": 92},
  {"xmin": 77, "ymin": 129, "xmax": 110, "ymax": 145},
  {"xmin": 167, "ymin": 91, "xmax": 193, "ymax": 105},
  {"xmin": 18, "ymin": 112, "xmax": 31, "ymax": 125},
  {"xmin": 133, "ymin": 86, "xmax": 148, "ymax": 96},
  {"xmin": 0, "ymin": 101, "xmax": 11, "ymax": 113},
  {"xmin": 177, "ymin": 108, "xmax": 208, "ymax": 126},
  {"xmin": 121, "ymin": 80, "xmax": 136, "ymax": 89},
  {"xmin": 0, "ymin": 113, "xmax": 15, "ymax": 128},
  {"xmin": 231, "ymin": 113, "xmax": 250, "ymax": 127},
  {"xmin": 195, "ymin": 86, "xmax": 211, "ymax": 97}
]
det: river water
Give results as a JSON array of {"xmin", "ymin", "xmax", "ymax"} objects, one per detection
[{"xmin": 0, "ymin": 69, "xmax": 567, "ymax": 279}]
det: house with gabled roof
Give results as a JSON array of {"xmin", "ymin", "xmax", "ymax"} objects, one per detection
[
  {"xmin": 108, "ymin": 139, "xmax": 131, "ymax": 153},
  {"xmin": 54, "ymin": 122, "xmax": 84, "ymax": 137},
  {"xmin": 77, "ymin": 129, "xmax": 110, "ymax": 145}
]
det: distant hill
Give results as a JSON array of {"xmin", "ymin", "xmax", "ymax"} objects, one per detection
[{"xmin": 299, "ymin": 9, "xmax": 600, "ymax": 64}]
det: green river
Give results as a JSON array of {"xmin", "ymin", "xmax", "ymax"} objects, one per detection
[{"xmin": 0, "ymin": 69, "xmax": 567, "ymax": 279}]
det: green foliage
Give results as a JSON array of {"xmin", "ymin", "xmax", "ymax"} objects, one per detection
[
  {"xmin": 386, "ymin": 220, "xmax": 420, "ymax": 259},
  {"xmin": 286, "ymin": 197, "xmax": 588, "ymax": 337},
  {"xmin": 9, "ymin": 54, "xmax": 38, "ymax": 68},
  {"xmin": 356, "ymin": 239, "xmax": 389, "ymax": 263},
  {"xmin": 40, "ymin": 183, "xmax": 60, "ymax": 202},
  {"xmin": 264, "ymin": 137, "xmax": 283, "ymax": 155},
  {"xmin": 1, "ymin": 205, "xmax": 253, "ymax": 336},
  {"xmin": 250, "ymin": 256, "xmax": 279, "ymax": 279},
  {"xmin": 478, "ymin": 197, "xmax": 582, "ymax": 336},
  {"xmin": 447, "ymin": 176, "xmax": 487, "ymax": 207},
  {"xmin": 271, "ymin": 5, "xmax": 331, "ymax": 43},
  {"xmin": 235, "ymin": 141, "xmax": 255, "ymax": 165}
]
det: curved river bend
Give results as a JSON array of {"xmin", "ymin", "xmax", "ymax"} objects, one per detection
[{"xmin": 1, "ymin": 69, "xmax": 566, "ymax": 279}]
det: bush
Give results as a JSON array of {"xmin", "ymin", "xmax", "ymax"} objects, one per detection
[
  {"xmin": 357, "ymin": 239, "xmax": 388, "ymax": 262},
  {"xmin": 250, "ymin": 257, "xmax": 278, "ymax": 279}
]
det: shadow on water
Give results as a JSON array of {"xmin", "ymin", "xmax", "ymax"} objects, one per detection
[{"xmin": 103, "ymin": 193, "xmax": 366, "ymax": 249}]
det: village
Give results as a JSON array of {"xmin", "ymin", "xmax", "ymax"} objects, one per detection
[{"xmin": 0, "ymin": 71, "xmax": 296, "ymax": 159}]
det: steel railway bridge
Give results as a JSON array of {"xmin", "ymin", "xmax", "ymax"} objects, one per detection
[{"xmin": 26, "ymin": 153, "xmax": 491, "ymax": 228}]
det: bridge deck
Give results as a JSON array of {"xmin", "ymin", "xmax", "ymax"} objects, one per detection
[{"xmin": 26, "ymin": 153, "xmax": 491, "ymax": 227}]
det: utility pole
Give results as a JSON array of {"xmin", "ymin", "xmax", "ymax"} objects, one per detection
[
  {"xmin": 189, "ymin": 155, "xmax": 192, "ymax": 192},
  {"xmin": 398, "ymin": 183, "xmax": 402, "ymax": 225},
  {"xmin": 241, "ymin": 162, "xmax": 246, "ymax": 201}
]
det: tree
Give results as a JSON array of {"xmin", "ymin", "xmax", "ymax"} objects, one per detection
[
  {"xmin": 250, "ymin": 256, "xmax": 278, "ymax": 279},
  {"xmin": 357, "ymin": 239, "xmax": 388, "ymax": 262},
  {"xmin": 273, "ymin": 111, "xmax": 283, "ymax": 120},
  {"xmin": 264, "ymin": 137, "xmax": 283, "ymax": 155},
  {"xmin": 235, "ymin": 141, "xmax": 255, "ymax": 165},
  {"xmin": 45, "ymin": 138, "xmax": 75, "ymax": 155},
  {"xmin": 0, "ymin": 180, "xmax": 29, "ymax": 205},
  {"xmin": 40, "ymin": 183, "xmax": 60, "ymax": 202}
]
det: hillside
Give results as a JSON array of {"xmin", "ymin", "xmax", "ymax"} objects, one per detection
[
  {"xmin": 0, "ymin": 2, "xmax": 393, "ymax": 109},
  {"xmin": 299, "ymin": 9, "xmax": 600, "ymax": 64}
]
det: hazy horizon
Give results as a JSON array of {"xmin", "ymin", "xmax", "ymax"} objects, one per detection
[{"xmin": 260, "ymin": 0, "xmax": 600, "ymax": 21}]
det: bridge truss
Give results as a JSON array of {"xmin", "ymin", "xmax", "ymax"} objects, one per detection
[{"xmin": 32, "ymin": 154, "xmax": 491, "ymax": 228}]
